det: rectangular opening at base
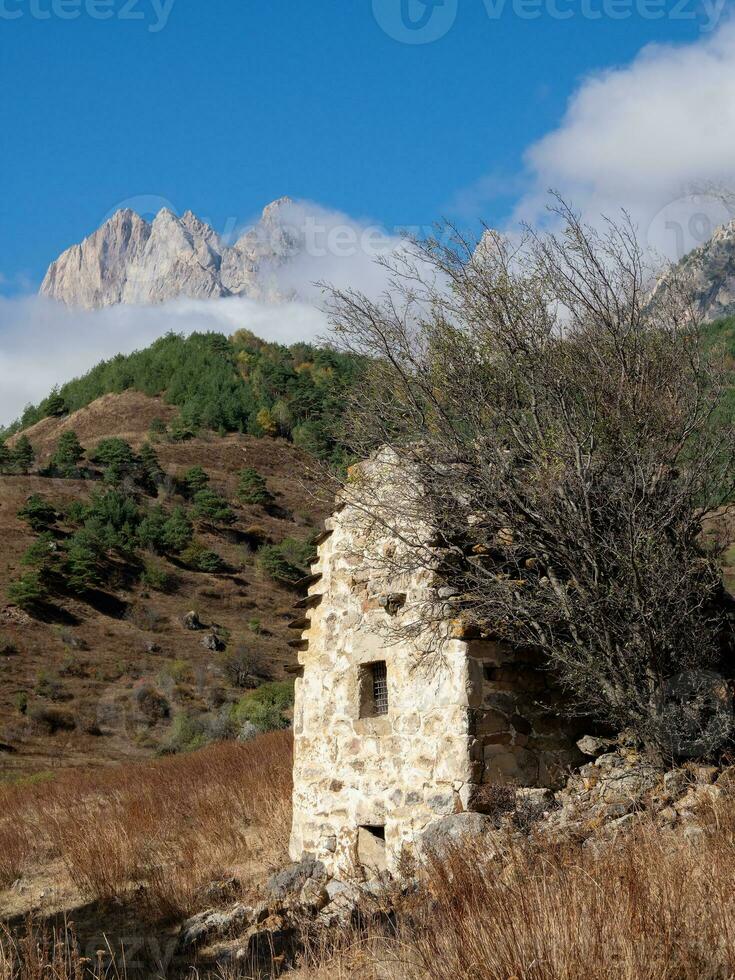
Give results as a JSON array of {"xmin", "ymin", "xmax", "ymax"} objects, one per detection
[{"xmin": 357, "ymin": 824, "xmax": 387, "ymax": 872}]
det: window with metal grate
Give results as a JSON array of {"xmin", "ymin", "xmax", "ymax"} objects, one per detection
[{"xmin": 371, "ymin": 661, "xmax": 388, "ymax": 716}]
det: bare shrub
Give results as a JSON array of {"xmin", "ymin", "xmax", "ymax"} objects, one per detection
[
  {"xmin": 133, "ymin": 684, "xmax": 170, "ymax": 724},
  {"xmin": 220, "ymin": 643, "xmax": 272, "ymax": 689},
  {"xmin": 328, "ymin": 200, "xmax": 735, "ymax": 756}
]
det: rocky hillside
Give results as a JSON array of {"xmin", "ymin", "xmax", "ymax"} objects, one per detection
[
  {"xmin": 657, "ymin": 220, "xmax": 735, "ymax": 322},
  {"xmin": 0, "ymin": 390, "xmax": 331, "ymax": 778},
  {"xmin": 40, "ymin": 197, "xmax": 302, "ymax": 309}
]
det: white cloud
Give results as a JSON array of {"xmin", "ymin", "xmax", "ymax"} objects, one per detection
[
  {"xmin": 503, "ymin": 19, "xmax": 735, "ymax": 260},
  {"xmin": 252, "ymin": 198, "xmax": 405, "ymax": 302},
  {"xmin": 0, "ymin": 294, "xmax": 330, "ymax": 427}
]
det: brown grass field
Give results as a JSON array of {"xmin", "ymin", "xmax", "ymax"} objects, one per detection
[{"xmin": 3, "ymin": 731, "xmax": 735, "ymax": 978}]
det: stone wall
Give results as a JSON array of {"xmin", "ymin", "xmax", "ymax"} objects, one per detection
[
  {"xmin": 289, "ymin": 499, "xmax": 477, "ymax": 877},
  {"xmin": 467, "ymin": 641, "xmax": 584, "ymax": 794}
]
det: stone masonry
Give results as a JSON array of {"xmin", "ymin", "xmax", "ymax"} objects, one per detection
[{"xmin": 289, "ymin": 458, "xmax": 582, "ymax": 877}]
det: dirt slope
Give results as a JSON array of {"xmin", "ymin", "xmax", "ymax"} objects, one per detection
[{"xmin": 0, "ymin": 393, "xmax": 330, "ymax": 777}]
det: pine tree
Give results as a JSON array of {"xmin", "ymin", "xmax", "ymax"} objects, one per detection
[
  {"xmin": 161, "ymin": 507, "xmax": 193, "ymax": 553},
  {"xmin": 7, "ymin": 572, "xmax": 46, "ymax": 610},
  {"xmin": 138, "ymin": 442, "xmax": 164, "ymax": 492},
  {"xmin": 17, "ymin": 495, "xmax": 57, "ymax": 532},
  {"xmin": 136, "ymin": 506, "xmax": 169, "ymax": 553},
  {"xmin": 50, "ymin": 430, "xmax": 85, "ymax": 477},
  {"xmin": 182, "ymin": 466, "xmax": 209, "ymax": 496},
  {"xmin": 43, "ymin": 387, "xmax": 68, "ymax": 418},
  {"xmin": 21, "ymin": 533, "xmax": 59, "ymax": 577},
  {"xmin": 90, "ymin": 438, "xmax": 138, "ymax": 485},
  {"xmin": 191, "ymin": 488, "xmax": 235, "ymax": 525},
  {"xmin": 12, "ymin": 435, "xmax": 35, "ymax": 474},
  {"xmin": 237, "ymin": 467, "xmax": 275, "ymax": 507},
  {"xmin": 65, "ymin": 531, "xmax": 101, "ymax": 593}
]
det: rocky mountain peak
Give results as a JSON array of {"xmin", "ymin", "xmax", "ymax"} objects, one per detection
[{"xmin": 40, "ymin": 199, "xmax": 303, "ymax": 309}]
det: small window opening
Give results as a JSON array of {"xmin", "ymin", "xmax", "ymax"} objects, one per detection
[
  {"xmin": 357, "ymin": 824, "xmax": 387, "ymax": 871},
  {"xmin": 372, "ymin": 661, "xmax": 388, "ymax": 715},
  {"xmin": 360, "ymin": 661, "xmax": 389, "ymax": 718}
]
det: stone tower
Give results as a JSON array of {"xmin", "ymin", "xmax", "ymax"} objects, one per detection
[{"xmin": 289, "ymin": 457, "xmax": 581, "ymax": 877}]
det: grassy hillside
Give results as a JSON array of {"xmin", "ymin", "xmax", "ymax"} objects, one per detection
[
  {"xmin": 0, "ymin": 327, "xmax": 365, "ymax": 775},
  {"xmin": 0, "ymin": 389, "xmax": 332, "ymax": 777}
]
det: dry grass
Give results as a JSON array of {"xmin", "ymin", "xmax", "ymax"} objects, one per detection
[
  {"xmin": 296, "ymin": 799, "xmax": 735, "ymax": 980},
  {"xmin": 0, "ymin": 731, "xmax": 292, "ymax": 921},
  {"xmin": 7, "ymin": 744, "xmax": 735, "ymax": 978}
]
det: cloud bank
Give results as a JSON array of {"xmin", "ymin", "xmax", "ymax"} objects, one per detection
[
  {"xmin": 505, "ymin": 19, "xmax": 735, "ymax": 259},
  {"xmin": 0, "ymin": 294, "xmax": 330, "ymax": 427}
]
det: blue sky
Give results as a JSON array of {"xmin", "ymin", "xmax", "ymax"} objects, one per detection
[{"xmin": 0, "ymin": 0, "xmax": 724, "ymax": 292}]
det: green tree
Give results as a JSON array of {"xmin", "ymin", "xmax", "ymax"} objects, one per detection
[
  {"xmin": 138, "ymin": 442, "xmax": 164, "ymax": 492},
  {"xmin": 169, "ymin": 414, "xmax": 196, "ymax": 443},
  {"xmin": 181, "ymin": 543, "xmax": 224, "ymax": 572},
  {"xmin": 257, "ymin": 544, "xmax": 303, "ymax": 585},
  {"xmin": 64, "ymin": 529, "xmax": 101, "ymax": 593},
  {"xmin": 191, "ymin": 488, "xmax": 235, "ymax": 525},
  {"xmin": 148, "ymin": 417, "xmax": 167, "ymax": 438},
  {"xmin": 21, "ymin": 533, "xmax": 59, "ymax": 577},
  {"xmin": 0, "ymin": 439, "xmax": 10, "ymax": 472},
  {"xmin": 161, "ymin": 506, "xmax": 193, "ymax": 553},
  {"xmin": 90, "ymin": 438, "xmax": 137, "ymax": 485},
  {"xmin": 7, "ymin": 572, "xmax": 46, "ymax": 610},
  {"xmin": 237, "ymin": 467, "xmax": 274, "ymax": 507},
  {"xmin": 182, "ymin": 466, "xmax": 209, "ymax": 496},
  {"xmin": 17, "ymin": 495, "xmax": 57, "ymax": 532},
  {"xmin": 12, "ymin": 435, "xmax": 35, "ymax": 474},
  {"xmin": 43, "ymin": 387, "xmax": 68, "ymax": 418},
  {"xmin": 50, "ymin": 430, "xmax": 85, "ymax": 477},
  {"xmin": 83, "ymin": 489, "xmax": 141, "ymax": 550},
  {"xmin": 136, "ymin": 506, "xmax": 169, "ymax": 553}
]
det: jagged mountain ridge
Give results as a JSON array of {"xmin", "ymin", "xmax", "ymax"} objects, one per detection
[
  {"xmin": 40, "ymin": 197, "xmax": 301, "ymax": 309},
  {"xmin": 653, "ymin": 219, "xmax": 735, "ymax": 323}
]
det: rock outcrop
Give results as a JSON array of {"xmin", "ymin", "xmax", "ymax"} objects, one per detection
[
  {"xmin": 40, "ymin": 197, "xmax": 300, "ymax": 309},
  {"xmin": 656, "ymin": 218, "xmax": 735, "ymax": 322}
]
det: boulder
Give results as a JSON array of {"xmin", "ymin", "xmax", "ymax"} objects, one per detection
[
  {"xmin": 299, "ymin": 878, "xmax": 330, "ymax": 911},
  {"xmin": 202, "ymin": 632, "xmax": 225, "ymax": 652},
  {"xmin": 419, "ymin": 812, "xmax": 498, "ymax": 856},
  {"xmin": 265, "ymin": 857, "xmax": 328, "ymax": 905},
  {"xmin": 178, "ymin": 904, "xmax": 256, "ymax": 950},
  {"xmin": 183, "ymin": 610, "xmax": 203, "ymax": 631},
  {"xmin": 577, "ymin": 735, "xmax": 614, "ymax": 757}
]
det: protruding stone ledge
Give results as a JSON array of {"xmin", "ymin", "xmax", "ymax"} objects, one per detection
[{"xmin": 295, "ymin": 593, "xmax": 323, "ymax": 610}]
